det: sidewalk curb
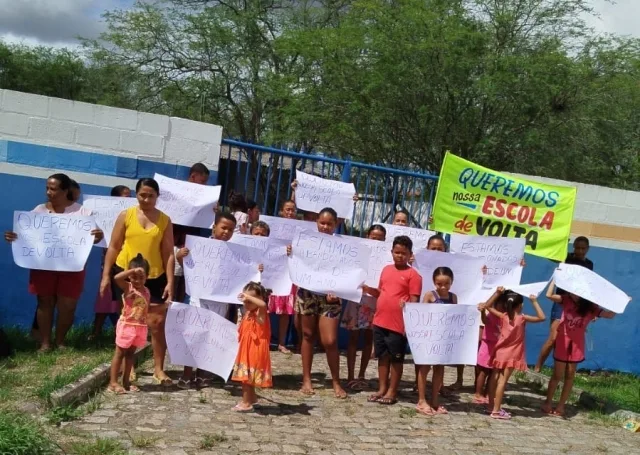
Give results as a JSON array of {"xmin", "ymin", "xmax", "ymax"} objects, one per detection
[
  {"xmin": 521, "ymin": 370, "xmax": 640, "ymax": 420},
  {"xmin": 49, "ymin": 343, "xmax": 151, "ymax": 408}
]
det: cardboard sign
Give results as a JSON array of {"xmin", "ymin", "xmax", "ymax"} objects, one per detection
[
  {"xmin": 554, "ymin": 264, "xmax": 631, "ymax": 313},
  {"xmin": 295, "ymin": 170, "xmax": 356, "ymax": 219},
  {"xmin": 82, "ymin": 195, "xmax": 138, "ymax": 247},
  {"xmin": 258, "ymin": 215, "xmax": 317, "ymax": 242},
  {"xmin": 379, "ymin": 223, "xmax": 436, "ymax": 250},
  {"xmin": 154, "ymin": 173, "xmax": 221, "ymax": 228}
]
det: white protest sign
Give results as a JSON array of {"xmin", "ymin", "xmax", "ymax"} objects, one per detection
[
  {"xmin": 11, "ymin": 211, "xmax": 95, "ymax": 272},
  {"xmin": 554, "ymin": 264, "xmax": 631, "ymax": 313},
  {"xmin": 258, "ymin": 215, "xmax": 317, "ymax": 241},
  {"xmin": 350, "ymin": 237, "xmax": 393, "ymax": 288},
  {"xmin": 288, "ymin": 229, "xmax": 370, "ymax": 301},
  {"xmin": 165, "ymin": 303, "xmax": 239, "ymax": 381},
  {"xmin": 154, "ymin": 173, "xmax": 221, "ymax": 228},
  {"xmin": 295, "ymin": 170, "xmax": 355, "ymax": 219},
  {"xmin": 229, "ymin": 234, "xmax": 292, "ymax": 296},
  {"xmin": 509, "ymin": 281, "xmax": 550, "ymax": 298},
  {"xmin": 414, "ymin": 249, "xmax": 484, "ymax": 305},
  {"xmin": 183, "ymin": 235, "xmax": 261, "ymax": 304},
  {"xmin": 404, "ymin": 303, "xmax": 480, "ymax": 365},
  {"xmin": 82, "ymin": 195, "xmax": 138, "ymax": 247},
  {"xmin": 450, "ymin": 233, "xmax": 525, "ymax": 288},
  {"xmin": 379, "ymin": 223, "xmax": 436, "ymax": 250}
]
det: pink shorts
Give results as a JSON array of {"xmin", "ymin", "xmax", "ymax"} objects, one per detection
[{"xmin": 115, "ymin": 321, "xmax": 148, "ymax": 349}]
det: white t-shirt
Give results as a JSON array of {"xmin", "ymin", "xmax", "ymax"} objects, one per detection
[
  {"xmin": 233, "ymin": 211, "xmax": 248, "ymax": 233},
  {"xmin": 33, "ymin": 202, "xmax": 93, "ymax": 216}
]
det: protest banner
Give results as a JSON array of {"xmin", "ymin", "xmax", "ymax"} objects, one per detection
[
  {"xmin": 404, "ymin": 303, "xmax": 480, "ymax": 365},
  {"xmin": 431, "ymin": 152, "xmax": 577, "ymax": 262},
  {"xmin": 229, "ymin": 234, "xmax": 292, "ymax": 296},
  {"xmin": 554, "ymin": 264, "xmax": 631, "ymax": 313},
  {"xmin": 379, "ymin": 223, "xmax": 436, "ymax": 250},
  {"xmin": 450, "ymin": 233, "xmax": 525, "ymax": 288},
  {"xmin": 295, "ymin": 170, "xmax": 356, "ymax": 219},
  {"xmin": 11, "ymin": 211, "xmax": 95, "ymax": 272},
  {"xmin": 183, "ymin": 235, "xmax": 261, "ymax": 304},
  {"xmin": 413, "ymin": 249, "xmax": 485, "ymax": 305},
  {"xmin": 258, "ymin": 215, "xmax": 317, "ymax": 241},
  {"xmin": 82, "ymin": 195, "xmax": 138, "ymax": 247},
  {"xmin": 154, "ymin": 173, "xmax": 221, "ymax": 228},
  {"xmin": 288, "ymin": 229, "xmax": 370, "ymax": 301},
  {"xmin": 165, "ymin": 303, "xmax": 239, "ymax": 381}
]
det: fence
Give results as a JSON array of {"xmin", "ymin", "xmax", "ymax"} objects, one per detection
[{"xmin": 218, "ymin": 139, "xmax": 439, "ymax": 235}]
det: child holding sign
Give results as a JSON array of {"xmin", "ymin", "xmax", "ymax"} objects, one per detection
[
  {"xmin": 474, "ymin": 288, "xmax": 505, "ymax": 405},
  {"xmin": 541, "ymin": 280, "xmax": 615, "ymax": 418},
  {"xmin": 232, "ymin": 282, "xmax": 273, "ymax": 412},
  {"xmin": 108, "ymin": 254, "xmax": 150, "ymax": 394},
  {"xmin": 416, "ymin": 267, "xmax": 458, "ymax": 416},
  {"xmin": 366, "ymin": 235, "xmax": 422, "ymax": 406},
  {"xmin": 479, "ymin": 288, "xmax": 545, "ymax": 420}
]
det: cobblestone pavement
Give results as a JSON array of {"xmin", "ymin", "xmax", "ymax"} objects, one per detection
[{"xmin": 61, "ymin": 352, "xmax": 640, "ymax": 455}]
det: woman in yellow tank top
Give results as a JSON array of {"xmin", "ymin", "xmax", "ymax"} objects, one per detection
[{"xmin": 100, "ymin": 178, "xmax": 175, "ymax": 386}]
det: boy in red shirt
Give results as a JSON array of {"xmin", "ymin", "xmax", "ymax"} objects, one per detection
[{"xmin": 364, "ymin": 235, "xmax": 423, "ymax": 405}]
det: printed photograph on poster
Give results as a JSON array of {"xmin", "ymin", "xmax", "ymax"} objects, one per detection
[
  {"xmin": 154, "ymin": 173, "xmax": 221, "ymax": 228},
  {"xmin": 295, "ymin": 170, "xmax": 356, "ymax": 219},
  {"xmin": 379, "ymin": 223, "xmax": 436, "ymax": 250},
  {"xmin": 258, "ymin": 215, "xmax": 317, "ymax": 242},
  {"xmin": 82, "ymin": 195, "xmax": 138, "ymax": 247},
  {"xmin": 288, "ymin": 229, "xmax": 370, "ymax": 301},
  {"xmin": 11, "ymin": 211, "xmax": 95, "ymax": 272},
  {"xmin": 165, "ymin": 303, "xmax": 239, "ymax": 381},
  {"xmin": 404, "ymin": 303, "xmax": 480, "ymax": 365}
]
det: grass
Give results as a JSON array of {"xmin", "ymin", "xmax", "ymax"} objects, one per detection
[
  {"xmin": 0, "ymin": 411, "xmax": 57, "ymax": 455},
  {"xmin": 199, "ymin": 433, "xmax": 228, "ymax": 449},
  {"xmin": 128, "ymin": 432, "xmax": 158, "ymax": 449},
  {"xmin": 69, "ymin": 438, "xmax": 128, "ymax": 455},
  {"xmin": 399, "ymin": 407, "xmax": 417, "ymax": 419}
]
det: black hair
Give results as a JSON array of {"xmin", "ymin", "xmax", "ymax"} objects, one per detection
[
  {"xmin": 392, "ymin": 235, "xmax": 413, "ymax": 252},
  {"xmin": 251, "ymin": 221, "xmax": 270, "ymax": 236},
  {"xmin": 574, "ymin": 236, "xmax": 590, "ymax": 247},
  {"xmin": 575, "ymin": 296, "xmax": 596, "ymax": 317},
  {"xmin": 247, "ymin": 199, "xmax": 258, "ymax": 210},
  {"xmin": 128, "ymin": 253, "xmax": 150, "ymax": 276},
  {"xmin": 70, "ymin": 180, "xmax": 80, "ymax": 190},
  {"xmin": 281, "ymin": 199, "xmax": 297, "ymax": 209},
  {"xmin": 367, "ymin": 224, "xmax": 387, "ymax": 237},
  {"xmin": 318, "ymin": 207, "xmax": 338, "ymax": 221},
  {"xmin": 243, "ymin": 281, "xmax": 270, "ymax": 301},
  {"xmin": 433, "ymin": 266, "xmax": 454, "ymax": 283},
  {"xmin": 215, "ymin": 211, "xmax": 237, "ymax": 226},
  {"xmin": 500, "ymin": 290, "xmax": 524, "ymax": 322},
  {"xmin": 189, "ymin": 162, "xmax": 210, "ymax": 177},
  {"xmin": 394, "ymin": 209, "xmax": 409, "ymax": 218},
  {"xmin": 110, "ymin": 185, "xmax": 130, "ymax": 197},
  {"xmin": 48, "ymin": 173, "xmax": 73, "ymax": 201},
  {"xmin": 427, "ymin": 234, "xmax": 447, "ymax": 251},
  {"xmin": 136, "ymin": 178, "xmax": 160, "ymax": 195},
  {"xmin": 228, "ymin": 191, "xmax": 248, "ymax": 213}
]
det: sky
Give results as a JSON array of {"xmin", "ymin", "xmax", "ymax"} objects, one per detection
[{"xmin": 0, "ymin": 0, "xmax": 638, "ymax": 48}]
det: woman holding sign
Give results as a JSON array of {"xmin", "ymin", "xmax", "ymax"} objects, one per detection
[
  {"xmin": 100, "ymin": 178, "xmax": 175, "ymax": 386},
  {"xmin": 4, "ymin": 173, "xmax": 104, "ymax": 352}
]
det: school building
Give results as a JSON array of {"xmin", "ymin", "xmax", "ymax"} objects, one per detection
[{"xmin": 0, "ymin": 89, "xmax": 638, "ymax": 374}]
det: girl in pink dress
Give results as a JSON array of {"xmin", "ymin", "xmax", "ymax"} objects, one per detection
[
  {"xmin": 479, "ymin": 287, "xmax": 545, "ymax": 420},
  {"xmin": 541, "ymin": 280, "xmax": 615, "ymax": 417}
]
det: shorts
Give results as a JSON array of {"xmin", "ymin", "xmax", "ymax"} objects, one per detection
[
  {"xmin": 340, "ymin": 298, "xmax": 376, "ymax": 330},
  {"xmin": 29, "ymin": 269, "xmax": 86, "ymax": 300},
  {"xmin": 551, "ymin": 302, "xmax": 563, "ymax": 321},
  {"xmin": 296, "ymin": 289, "xmax": 342, "ymax": 318},
  {"xmin": 115, "ymin": 320, "xmax": 148, "ymax": 349},
  {"xmin": 111, "ymin": 265, "xmax": 167, "ymax": 304},
  {"xmin": 373, "ymin": 325, "xmax": 407, "ymax": 363}
]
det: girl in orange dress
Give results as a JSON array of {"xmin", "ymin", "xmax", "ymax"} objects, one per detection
[{"xmin": 232, "ymin": 282, "xmax": 273, "ymax": 412}]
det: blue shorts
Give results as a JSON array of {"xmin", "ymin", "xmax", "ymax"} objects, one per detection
[{"xmin": 550, "ymin": 302, "xmax": 563, "ymax": 321}]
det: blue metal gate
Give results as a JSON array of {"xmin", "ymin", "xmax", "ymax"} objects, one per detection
[{"xmin": 218, "ymin": 139, "xmax": 439, "ymax": 234}]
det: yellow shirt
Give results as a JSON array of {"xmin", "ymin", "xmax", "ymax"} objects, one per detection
[{"xmin": 116, "ymin": 206, "xmax": 169, "ymax": 279}]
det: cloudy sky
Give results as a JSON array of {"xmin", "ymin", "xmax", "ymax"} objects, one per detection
[{"xmin": 0, "ymin": 0, "xmax": 638, "ymax": 47}]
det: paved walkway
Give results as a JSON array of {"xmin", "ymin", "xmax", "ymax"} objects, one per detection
[{"xmin": 61, "ymin": 352, "xmax": 639, "ymax": 454}]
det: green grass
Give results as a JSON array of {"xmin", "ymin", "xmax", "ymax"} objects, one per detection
[
  {"xmin": 199, "ymin": 433, "xmax": 228, "ymax": 450},
  {"xmin": 0, "ymin": 411, "xmax": 57, "ymax": 455},
  {"xmin": 69, "ymin": 438, "xmax": 128, "ymax": 455}
]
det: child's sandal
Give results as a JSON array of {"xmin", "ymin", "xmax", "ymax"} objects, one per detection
[
  {"xmin": 177, "ymin": 378, "xmax": 191, "ymax": 390},
  {"xmin": 490, "ymin": 409, "xmax": 512, "ymax": 420}
]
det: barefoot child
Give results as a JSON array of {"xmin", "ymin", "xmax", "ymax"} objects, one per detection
[
  {"xmin": 366, "ymin": 235, "xmax": 422, "ymax": 405},
  {"xmin": 231, "ymin": 282, "xmax": 273, "ymax": 412},
  {"xmin": 416, "ymin": 267, "xmax": 458, "ymax": 416},
  {"xmin": 541, "ymin": 279, "xmax": 615, "ymax": 417},
  {"xmin": 108, "ymin": 254, "xmax": 150, "ymax": 394},
  {"xmin": 481, "ymin": 289, "xmax": 545, "ymax": 420},
  {"xmin": 342, "ymin": 224, "xmax": 386, "ymax": 391}
]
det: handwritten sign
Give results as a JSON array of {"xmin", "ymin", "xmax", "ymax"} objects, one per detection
[
  {"xmin": 295, "ymin": 170, "xmax": 356, "ymax": 219},
  {"xmin": 413, "ymin": 249, "xmax": 484, "ymax": 305},
  {"xmin": 450, "ymin": 233, "xmax": 525, "ymax": 288},
  {"xmin": 154, "ymin": 173, "xmax": 221, "ymax": 228},
  {"xmin": 288, "ymin": 229, "xmax": 370, "ymax": 301},
  {"xmin": 229, "ymin": 234, "xmax": 292, "ymax": 296},
  {"xmin": 554, "ymin": 264, "xmax": 631, "ymax": 313},
  {"xmin": 165, "ymin": 303, "xmax": 239, "ymax": 380},
  {"xmin": 183, "ymin": 235, "xmax": 261, "ymax": 304},
  {"xmin": 82, "ymin": 195, "xmax": 138, "ymax": 247},
  {"xmin": 11, "ymin": 211, "xmax": 95, "ymax": 272},
  {"xmin": 379, "ymin": 223, "xmax": 436, "ymax": 250},
  {"xmin": 509, "ymin": 281, "xmax": 550, "ymax": 298},
  {"xmin": 350, "ymin": 237, "xmax": 393, "ymax": 287},
  {"xmin": 404, "ymin": 303, "xmax": 480, "ymax": 365},
  {"xmin": 258, "ymin": 215, "xmax": 317, "ymax": 241}
]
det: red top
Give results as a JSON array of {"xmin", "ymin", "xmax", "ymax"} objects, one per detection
[
  {"xmin": 491, "ymin": 313, "xmax": 528, "ymax": 371},
  {"xmin": 554, "ymin": 295, "xmax": 601, "ymax": 363},
  {"xmin": 372, "ymin": 265, "xmax": 422, "ymax": 334}
]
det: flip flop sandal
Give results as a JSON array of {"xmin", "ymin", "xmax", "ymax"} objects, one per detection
[
  {"xmin": 300, "ymin": 388, "xmax": 316, "ymax": 396},
  {"xmin": 106, "ymin": 386, "xmax": 127, "ymax": 395},
  {"xmin": 127, "ymin": 385, "xmax": 140, "ymax": 393},
  {"xmin": 351, "ymin": 379, "xmax": 368, "ymax": 391},
  {"xmin": 473, "ymin": 397, "xmax": 489, "ymax": 405},
  {"xmin": 177, "ymin": 378, "xmax": 191, "ymax": 390},
  {"xmin": 335, "ymin": 391, "xmax": 348, "ymax": 400},
  {"xmin": 367, "ymin": 394, "xmax": 383, "ymax": 403},
  {"xmin": 549, "ymin": 409, "xmax": 565, "ymax": 418},
  {"xmin": 378, "ymin": 397, "xmax": 398, "ymax": 405},
  {"xmin": 416, "ymin": 405, "xmax": 435, "ymax": 416},
  {"xmin": 233, "ymin": 404, "xmax": 255, "ymax": 413},
  {"xmin": 434, "ymin": 406, "xmax": 449, "ymax": 415},
  {"xmin": 490, "ymin": 409, "xmax": 512, "ymax": 420}
]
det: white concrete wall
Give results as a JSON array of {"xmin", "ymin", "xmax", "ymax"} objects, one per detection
[{"xmin": 0, "ymin": 89, "xmax": 222, "ymax": 170}]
